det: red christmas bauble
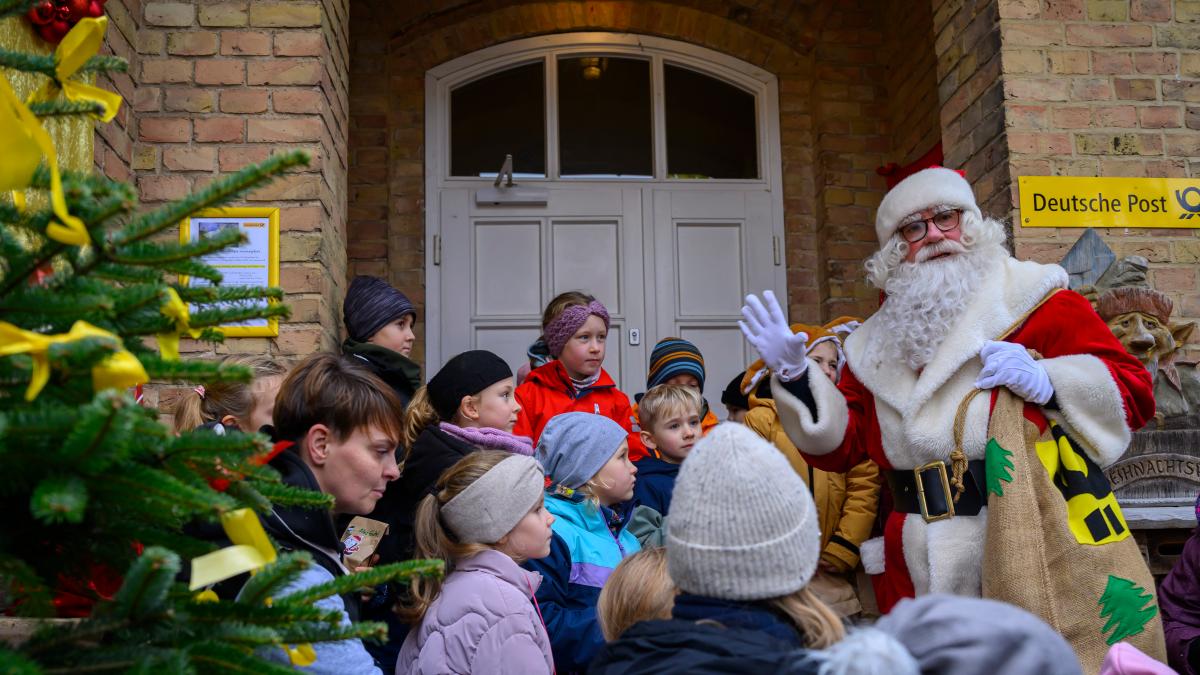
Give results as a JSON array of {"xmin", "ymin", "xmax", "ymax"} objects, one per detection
[
  {"xmin": 42, "ymin": 19, "xmax": 71, "ymax": 43},
  {"xmin": 87, "ymin": 0, "xmax": 104, "ymax": 17},
  {"xmin": 54, "ymin": 4, "xmax": 71, "ymax": 21},
  {"xmin": 27, "ymin": 0, "xmax": 56, "ymax": 25},
  {"xmin": 66, "ymin": 0, "xmax": 90, "ymax": 21}
]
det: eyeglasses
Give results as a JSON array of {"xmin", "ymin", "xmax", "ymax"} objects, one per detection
[{"xmin": 899, "ymin": 209, "xmax": 962, "ymax": 243}]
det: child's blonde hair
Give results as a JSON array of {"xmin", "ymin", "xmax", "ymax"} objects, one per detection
[
  {"xmin": 598, "ymin": 547, "xmax": 675, "ymax": 641},
  {"xmin": 397, "ymin": 451, "xmax": 510, "ymax": 625},
  {"xmin": 767, "ymin": 586, "xmax": 845, "ymax": 648},
  {"xmin": 541, "ymin": 290, "xmax": 595, "ymax": 332},
  {"xmin": 171, "ymin": 354, "xmax": 289, "ymax": 433},
  {"xmin": 638, "ymin": 384, "xmax": 702, "ymax": 433},
  {"xmin": 401, "ymin": 385, "xmax": 438, "ymax": 450}
]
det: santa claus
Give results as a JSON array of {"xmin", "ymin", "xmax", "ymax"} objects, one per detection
[{"xmin": 740, "ymin": 167, "xmax": 1154, "ymax": 612}]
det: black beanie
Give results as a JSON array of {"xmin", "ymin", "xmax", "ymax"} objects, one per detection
[
  {"xmin": 343, "ymin": 276, "xmax": 416, "ymax": 343},
  {"xmin": 721, "ymin": 372, "xmax": 750, "ymax": 410},
  {"xmin": 428, "ymin": 350, "xmax": 513, "ymax": 420}
]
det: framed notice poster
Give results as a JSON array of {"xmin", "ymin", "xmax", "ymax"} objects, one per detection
[{"xmin": 179, "ymin": 207, "xmax": 280, "ymax": 337}]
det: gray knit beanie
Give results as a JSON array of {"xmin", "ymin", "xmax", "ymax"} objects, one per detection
[
  {"xmin": 667, "ymin": 422, "xmax": 820, "ymax": 601},
  {"xmin": 342, "ymin": 275, "xmax": 416, "ymax": 343},
  {"xmin": 536, "ymin": 412, "xmax": 628, "ymax": 489},
  {"xmin": 875, "ymin": 595, "xmax": 1082, "ymax": 675}
]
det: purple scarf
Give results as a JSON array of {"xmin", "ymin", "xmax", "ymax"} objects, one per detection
[{"xmin": 439, "ymin": 422, "xmax": 535, "ymax": 456}]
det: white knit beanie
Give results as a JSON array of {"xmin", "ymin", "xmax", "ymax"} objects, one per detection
[
  {"xmin": 666, "ymin": 422, "xmax": 820, "ymax": 601},
  {"xmin": 874, "ymin": 167, "xmax": 982, "ymax": 246}
]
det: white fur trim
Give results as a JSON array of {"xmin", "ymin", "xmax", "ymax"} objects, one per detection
[
  {"xmin": 875, "ymin": 168, "xmax": 983, "ymax": 246},
  {"xmin": 860, "ymin": 536, "xmax": 886, "ymax": 575},
  {"xmin": 901, "ymin": 509, "xmax": 988, "ymax": 598},
  {"xmin": 843, "ymin": 257, "xmax": 1068, "ymax": 471},
  {"xmin": 771, "ymin": 366, "xmax": 849, "ymax": 456},
  {"xmin": 1041, "ymin": 354, "xmax": 1132, "ymax": 467},
  {"xmin": 901, "ymin": 515, "xmax": 930, "ymax": 595},
  {"xmin": 817, "ymin": 627, "xmax": 920, "ymax": 675}
]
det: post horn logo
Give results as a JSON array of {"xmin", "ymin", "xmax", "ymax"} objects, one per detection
[{"xmin": 1177, "ymin": 186, "xmax": 1200, "ymax": 220}]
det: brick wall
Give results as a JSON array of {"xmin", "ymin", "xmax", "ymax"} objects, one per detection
[
  {"xmin": 811, "ymin": 0, "xmax": 895, "ymax": 319},
  {"xmin": 129, "ymin": 0, "xmax": 350, "ymax": 368},
  {"xmin": 996, "ymin": 0, "xmax": 1200, "ymax": 354},
  {"xmin": 884, "ymin": 0, "xmax": 943, "ymax": 165},
  {"xmin": 932, "ymin": 0, "xmax": 1011, "ymax": 217},
  {"xmin": 347, "ymin": 0, "xmax": 902, "ymax": 353},
  {"xmin": 94, "ymin": 0, "xmax": 140, "ymax": 182}
]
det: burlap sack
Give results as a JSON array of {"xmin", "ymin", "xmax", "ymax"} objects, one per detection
[{"xmin": 980, "ymin": 386, "xmax": 1166, "ymax": 674}]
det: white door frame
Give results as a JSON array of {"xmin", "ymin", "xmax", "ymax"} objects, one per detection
[{"xmin": 423, "ymin": 32, "xmax": 788, "ymax": 371}]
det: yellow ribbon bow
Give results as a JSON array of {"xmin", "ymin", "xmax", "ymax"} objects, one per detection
[
  {"xmin": 188, "ymin": 511, "xmax": 317, "ymax": 666},
  {"xmin": 33, "ymin": 17, "xmax": 123, "ymax": 124},
  {"xmin": 0, "ymin": 320, "xmax": 148, "ymax": 401},
  {"xmin": 0, "ymin": 74, "xmax": 87, "ymax": 246},
  {"xmin": 188, "ymin": 508, "xmax": 277, "ymax": 591},
  {"xmin": 284, "ymin": 644, "xmax": 317, "ymax": 667},
  {"xmin": 157, "ymin": 288, "xmax": 203, "ymax": 360}
]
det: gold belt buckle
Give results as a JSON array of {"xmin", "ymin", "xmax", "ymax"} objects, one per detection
[{"xmin": 914, "ymin": 461, "xmax": 955, "ymax": 523}]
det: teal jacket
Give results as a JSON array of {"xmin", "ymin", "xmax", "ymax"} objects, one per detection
[{"xmin": 523, "ymin": 492, "xmax": 641, "ymax": 673}]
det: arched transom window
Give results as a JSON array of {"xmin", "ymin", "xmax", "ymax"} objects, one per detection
[{"xmin": 447, "ymin": 48, "xmax": 762, "ymax": 181}]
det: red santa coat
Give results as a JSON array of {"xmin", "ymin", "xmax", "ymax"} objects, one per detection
[{"xmin": 774, "ymin": 257, "xmax": 1153, "ymax": 613}]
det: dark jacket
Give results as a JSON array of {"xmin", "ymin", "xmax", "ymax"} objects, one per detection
[
  {"xmin": 632, "ymin": 455, "xmax": 680, "ymax": 516},
  {"xmin": 1161, "ymin": 528, "xmax": 1200, "ymax": 675},
  {"xmin": 341, "ymin": 338, "xmax": 421, "ymax": 408},
  {"xmin": 589, "ymin": 594, "xmax": 820, "ymax": 674},
  {"xmin": 261, "ymin": 449, "xmax": 360, "ymax": 622},
  {"xmin": 525, "ymin": 495, "xmax": 640, "ymax": 674},
  {"xmin": 378, "ymin": 425, "xmax": 476, "ymax": 565}
]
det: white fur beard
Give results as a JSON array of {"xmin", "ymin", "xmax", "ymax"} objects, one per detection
[{"xmin": 876, "ymin": 244, "xmax": 1005, "ymax": 371}]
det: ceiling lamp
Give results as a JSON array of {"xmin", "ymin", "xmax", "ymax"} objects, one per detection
[{"xmin": 580, "ymin": 56, "xmax": 606, "ymax": 80}]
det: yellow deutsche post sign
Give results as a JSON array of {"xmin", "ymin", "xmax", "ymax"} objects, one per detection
[{"xmin": 1018, "ymin": 176, "xmax": 1200, "ymax": 228}]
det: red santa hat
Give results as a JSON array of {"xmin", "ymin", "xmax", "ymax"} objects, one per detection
[{"xmin": 874, "ymin": 167, "xmax": 982, "ymax": 247}]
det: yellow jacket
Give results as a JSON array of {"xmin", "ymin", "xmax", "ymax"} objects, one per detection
[{"xmin": 743, "ymin": 397, "xmax": 881, "ymax": 573}]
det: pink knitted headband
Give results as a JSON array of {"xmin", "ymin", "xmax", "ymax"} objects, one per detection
[{"xmin": 544, "ymin": 300, "xmax": 610, "ymax": 357}]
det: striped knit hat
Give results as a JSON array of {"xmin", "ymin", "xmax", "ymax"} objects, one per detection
[{"xmin": 646, "ymin": 338, "xmax": 705, "ymax": 390}]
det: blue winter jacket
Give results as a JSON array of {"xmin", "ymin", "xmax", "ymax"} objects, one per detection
[
  {"xmin": 632, "ymin": 455, "xmax": 680, "ymax": 516},
  {"xmin": 524, "ymin": 492, "xmax": 641, "ymax": 673}
]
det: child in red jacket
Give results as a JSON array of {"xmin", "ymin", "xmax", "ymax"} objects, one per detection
[{"xmin": 513, "ymin": 291, "xmax": 644, "ymax": 458}]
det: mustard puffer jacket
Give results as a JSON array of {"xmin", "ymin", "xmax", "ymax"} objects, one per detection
[{"xmin": 743, "ymin": 396, "xmax": 881, "ymax": 573}]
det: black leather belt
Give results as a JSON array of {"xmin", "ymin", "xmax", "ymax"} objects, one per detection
[{"xmin": 887, "ymin": 459, "xmax": 987, "ymax": 522}]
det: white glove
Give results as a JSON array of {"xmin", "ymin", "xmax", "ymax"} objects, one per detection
[
  {"xmin": 739, "ymin": 290, "xmax": 809, "ymax": 382},
  {"xmin": 975, "ymin": 340, "xmax": 1054, "ymax": 405}
]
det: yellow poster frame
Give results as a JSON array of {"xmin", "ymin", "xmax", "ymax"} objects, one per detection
[{"xmin": 178, "ymin": 207, "xmax": 280, "ymax": 338}]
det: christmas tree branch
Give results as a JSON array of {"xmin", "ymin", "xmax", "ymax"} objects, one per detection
[
  {"xmin": 109, "ymin": 227, "xmax": 244, "ymax": 265},
  {"xmin": 112, "ymin": 151, "xmax": 310, "ymax": 247},
  {"xmin": 139, "ymin": 356, "xmax": 253, "ymax": 384},
  {"xmin": 174, "ymin": 285, "xmax": 285, "ymax": 305},
  {"xmin": 247, "ymin": 479, "xmax": 335, "ymax": 510},
  {"xmin": 187, "ymin": 641, "xmax": 298, "ymax": 675},
  {"xmin": 237, "ymin": 553, "xmax": 313, "ymax": 608},
  {"xmin": 275, "ymin": 620, "xmax": 389, "ymax": 645},
  {"xmin": 0, "ymin": 50, "xmax": 127, "ymax": 78},
  {"xmin": 0, "ymin": 0, "xmax": 36, "ymax": 20},
  {"xmin": 278, "ymin": 560, "xmax": 445, "ymax": 607},
  {"xmin": 28, "ymin": 100, "xmax": 107, "ymax": 118},
  {"xmin": 186, "ymin": 600, "xmax": 339, "ymax": 627},
  {"xmin": 189, "ymin": 302, "xmax": 290, "ymax": 329}
]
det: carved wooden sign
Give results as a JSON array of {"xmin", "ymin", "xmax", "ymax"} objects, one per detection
[{"xmin": 1106, "ymin": 453, "xmax": 1200, "ymax": 491}]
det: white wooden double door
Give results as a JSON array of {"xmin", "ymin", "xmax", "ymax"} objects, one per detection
[{"xmin": 433, "ymin": 184, "xmax": 785, "ymax": 416}]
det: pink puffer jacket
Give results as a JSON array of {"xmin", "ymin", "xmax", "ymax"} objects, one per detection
[{"xmin": 396, "ymin": 549, "xmax": 554, "ymax": 675}]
